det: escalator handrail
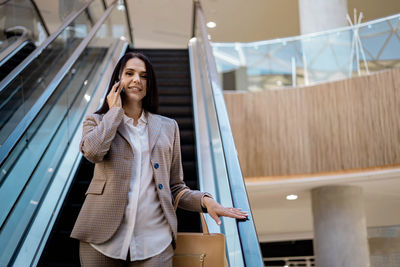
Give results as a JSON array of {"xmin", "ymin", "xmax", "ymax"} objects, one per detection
[
  {"xmin": 0, "ymin": 0, "xmax": 118, "ymax": 167},
  {"xmin": 0, "ymin": 0, "xmax": 94, "ymax": 93},
  {"xmin": 193, "ymin": 2, "xmax": 264, "ymax": 266},
  {"xmin": 0, "ymin": 27, "xmax": 30, "ymax": 67}
]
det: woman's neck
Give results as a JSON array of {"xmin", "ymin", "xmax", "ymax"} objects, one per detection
[{"xmin": 123, "ymin": 101, "xmax": 143, "ymax": 126}]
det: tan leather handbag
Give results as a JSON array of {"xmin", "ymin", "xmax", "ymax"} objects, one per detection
[{"xmin": 173, "ymin": 189, "xmax": 228, "ymax": 267}]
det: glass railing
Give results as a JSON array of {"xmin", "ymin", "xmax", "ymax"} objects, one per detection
[
  {"xmin": 34, "ymin": 0, "xmax": 101, "ymax": 33},
  {"xmin": 0, "ymin": 0, "xmax": 100, "ymax": 148},
  {"xmin": 189, "ymin": 2, "xmax": 264, "ymax": 267},
  {"xmin": 212, "ymin": 13, "xmax": 400, "ymax": 91},
  {"xmin": 0, "ymin": 0, "xmax": 49, "ymax": 48},
  {"xmin": 0, "ymin": 1, "xmax": 130, "ymax": 265}
]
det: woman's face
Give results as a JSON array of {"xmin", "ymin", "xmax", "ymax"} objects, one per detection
[{"xmin": 120, "ymin": 57, "xmax": 147, "ymax": 104}]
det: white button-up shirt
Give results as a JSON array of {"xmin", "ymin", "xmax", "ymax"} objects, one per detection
[{"xmin": 91, "ymin": 112, "xmax": 172, "ymax": 261}]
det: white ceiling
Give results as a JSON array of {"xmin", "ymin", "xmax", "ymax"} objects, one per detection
[
  {"xmin": 129, "ymin": 0, "xmax": 400, "ymax": 47},
  {"xmin": 32, "ymin": 0, "xmax": 400, "ymax": 47}
]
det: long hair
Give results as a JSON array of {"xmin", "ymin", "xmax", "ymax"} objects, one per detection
[{"xmin": 95, "ymin": 52, "xmax": 159, "ymax": 114}]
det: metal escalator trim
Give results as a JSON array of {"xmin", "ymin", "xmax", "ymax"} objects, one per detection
[
  {"xmin": 0, "ymin": 39, "xmax": 79, "ymax": 136},
  {"xmin": 12, "ymin": 40, "xmax": 128, "ymax": 267},
  {"xmin": 188, "ymin": 40, "xmax": 220, "ymax": 231},
  {"xmin": 193, "ymin": 3, "xmax": 264, "ymax": 267},
  {"xmin": 0, "ymin": 27, "xmax": 30, "ymax": 68},
  {"xmin": 0, "ymin": 39, "xmax": 32, "ymax": 69},
  {"xmin": 0, "ymin": 0, "xmax": 94, "ymax": 92},
  {"xmin": 122, "ymin": 0, "xmax": 134, "ymax": 45},
  {"xmin": 0, "ymin": 0, "xmax": 117, "ymax": 167},
  {"xmin": 189, "ymin": 37, "xmax": 245, "ymax": 267}
]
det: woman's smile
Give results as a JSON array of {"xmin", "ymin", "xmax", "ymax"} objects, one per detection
[{"xmin": 127, "ymin": 86, "xmax": 142, "ymax": 92}]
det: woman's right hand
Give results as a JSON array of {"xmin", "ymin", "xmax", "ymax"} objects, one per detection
[{"xmin": 107, "ymin": 80, "xmax": 123, "ymax": 108}]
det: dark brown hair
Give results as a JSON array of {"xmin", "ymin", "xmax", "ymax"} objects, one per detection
[{"xmin": 95, "ymin": 52, "xmax": 159, "ymax": 114}]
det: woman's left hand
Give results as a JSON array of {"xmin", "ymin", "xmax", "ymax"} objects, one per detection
[{"xmin": 203, "ymin": 196, "xmax": 249, "ymax": 226}]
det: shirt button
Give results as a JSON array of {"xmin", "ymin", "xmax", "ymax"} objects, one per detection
[
  {"xmin": 158, "ymin": 184, "xmax": 163, "ymax": 189},
  {"xmin": 154, "ymin": 163, "xmax": 159, "ymax": 169}
]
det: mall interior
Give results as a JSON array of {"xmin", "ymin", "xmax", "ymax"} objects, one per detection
[{"xmin": 0, "ymin": 0, "xmax": 400, "ymax": 266}]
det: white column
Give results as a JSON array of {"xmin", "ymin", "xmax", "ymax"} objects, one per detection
[
  {"xmin": 311, "ymin": 185, "xmax": 370, "ymax": 267},
  {"xmin": 298, "ymin": 0, "xmax": 348, "ymax": 34}
]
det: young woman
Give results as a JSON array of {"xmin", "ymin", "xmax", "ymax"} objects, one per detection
[{"xmin": 70, "ymin": 52, "xmax": 248, "ymax": 267}]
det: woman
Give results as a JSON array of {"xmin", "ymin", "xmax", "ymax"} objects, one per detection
[{"xmin": 71, "ymin": 52, "xmax": 248, "ymax": 266}]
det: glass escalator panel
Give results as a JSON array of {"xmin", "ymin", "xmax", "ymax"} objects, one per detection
[
  {"xmin": 0, "ymin": 1, "xmax": 98, "ymax": 146},
  {"xmin": 0, "ymin": 0, "xmax": 48, "ymax": 48},
  {"xmin": 0, "ymin": 1, "xmax": 130, "ymax": 266}
]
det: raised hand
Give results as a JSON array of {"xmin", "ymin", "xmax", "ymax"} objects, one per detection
[{"xmin": 107, "ymin": 80, "xmax": 124, "ymax": 109}]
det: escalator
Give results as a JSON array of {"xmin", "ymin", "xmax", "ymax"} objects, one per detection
[
  {"xmin": 0, "ymin": 1, "xmax": 264, "ymax": 267},
  {"xmin": 0, "ymin": 38, "xmax": 83, "ymax": 145},
  {"xmin": 0, "ymin": 37, "xmax": 36, "ymax": 81},
  {"xmin": 0, "ymin": 26, "xmax": 37, "ymax": 81},
  {"xmin": 0, "ymin": 1, "xmax": 131, "ymax": 266}
]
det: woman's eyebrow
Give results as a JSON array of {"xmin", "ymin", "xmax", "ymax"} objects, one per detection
[{"xmin": 125, "ymin": 68, "xmax": 146, "ymax": 73}]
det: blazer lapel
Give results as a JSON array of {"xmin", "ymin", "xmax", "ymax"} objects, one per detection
[
  {"xmin": 117, "ymin": 119, "xmax": 134, "ymax": 149},
  {"xmin": 147, "ymin": 112, "xmax": 162, "ymax": 154}
]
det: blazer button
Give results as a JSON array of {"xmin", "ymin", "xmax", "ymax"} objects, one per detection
[
  {"xmin": 158, "ymin": 184, "xmax": 163, "ymax": 189},
  {"xmin": 154, "ymin": 163, "xmax": 159, "ymax": 169}
]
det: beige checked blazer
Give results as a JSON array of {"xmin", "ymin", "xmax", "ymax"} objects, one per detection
[{"xmin": 70, "ymin": 107, "xmax": 207, "ymax": 245}]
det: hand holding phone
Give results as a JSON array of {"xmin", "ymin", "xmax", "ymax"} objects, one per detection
[{"xmin": 107, "ymin": 80, "xmax": 123, "ymax": 108}]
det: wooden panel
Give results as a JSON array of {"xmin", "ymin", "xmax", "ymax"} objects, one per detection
[{"xmin": 224, "ymin": 68, "xmax": 400, "ymax": 177}]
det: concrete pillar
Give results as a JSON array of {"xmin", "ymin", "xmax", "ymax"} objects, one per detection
[
  {"xmin": 298, "ymin": 0, "xmax": 348, "ymax": 35},
  {"xmin": 311, "ymin": 185, "xmax": 370, "ymax": 267},
  {"xmin": 298, "ymin": 0, "xmax": 351, "ymax": 84}
]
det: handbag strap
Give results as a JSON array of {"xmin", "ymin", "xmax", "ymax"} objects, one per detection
[
  {"xmin": 174, "ymin": 188, "xmax": 189, "ymax": 211},
  {"xmin": 174, "ymin": 188, "xmax": 209, "ymax": 234},
  {"xmin": 199, "ymin": 212, "xmax": 209, "ymax": 234}
]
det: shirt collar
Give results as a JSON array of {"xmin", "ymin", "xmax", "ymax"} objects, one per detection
[{"xmin": 123, "ymin": 110, "xmax": 147, "ymax": 125}]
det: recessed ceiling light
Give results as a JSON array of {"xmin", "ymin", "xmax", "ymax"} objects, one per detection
[
  {"xmin": 207, "ymin": 21, "xmax": 216, "ymax": 28},
  {"xmin": 286, "ymin": 194, "xmax": 298, "ymax": 200}
]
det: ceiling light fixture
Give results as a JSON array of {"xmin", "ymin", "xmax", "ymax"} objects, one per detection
[
  {"xmin": 286, "ymin": 194, "xmax": 298, "ymax": 200},
  {"xmin": 207, "ymin": 21, "xmax": 216, "ymax": 28}
]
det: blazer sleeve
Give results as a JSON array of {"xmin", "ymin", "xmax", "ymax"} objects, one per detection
[
  {"xmin": 80, "ymin": 107, "xmax": 124, "ymax": 163},
  {"xmin": 169, "ymin": 119, "xmax": 212, "ymax": 213}
]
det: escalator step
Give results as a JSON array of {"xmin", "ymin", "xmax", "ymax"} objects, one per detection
[
  {"xmin": 156, "ymin": 70, "xmax": 190, "ymax": 79},
  {"xmin": 180, "ymin": 129, "xmax": 195, "ymax": 144},
  {"xmin": 138, "ymin": 49, "xmax": 188, "ymax": 57},
  {"xmin": 157, "ymin": 78, "xmax": 190, "ymax": 87},
  {"xmin": 158, "ymin": 86, "xmax": 191, "ymax": 96},
  {"xmin": 159, "ymin": 95, "xmax": 192, "ymax": 106},
  {"xmin": 181, "ymin": 144, "xmax": 195, "ymax": 160},
  {"xmin": 153, "ymin": 65, "xmax": 188, "ymax": 72},
  {"xmin": 158, "ymin": 106, "xmax": 192, "ymax": 117},
  {"xmin": 175, "ymin": 117, "xmax": 193, "ymax": 130}
]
